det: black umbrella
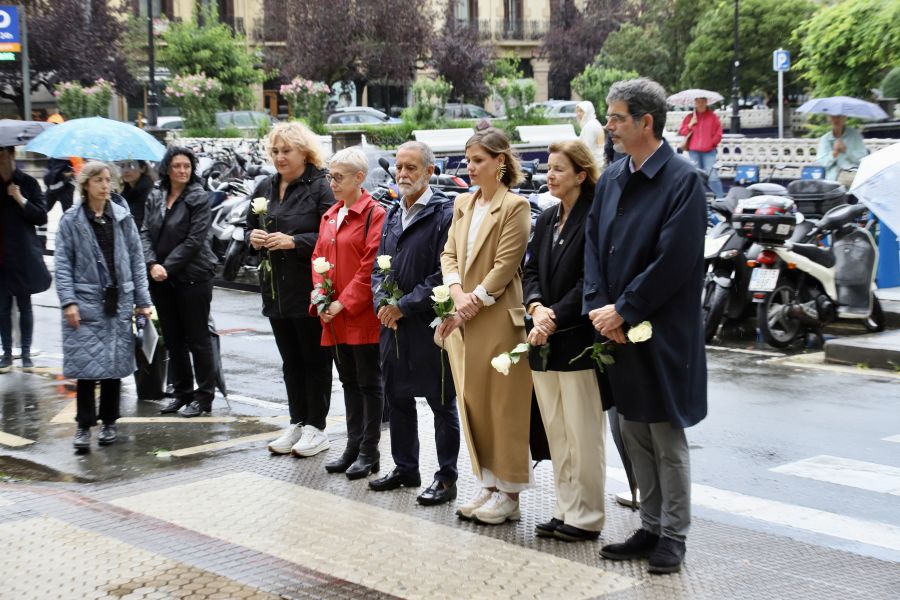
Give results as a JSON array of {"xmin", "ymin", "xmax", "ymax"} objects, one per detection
[
  {"xmin": 608, "ymin": 407, "xmax": 639, "ymax": 510},
  {"xmin": 0, "ymin": 119, "xmax": 54, "ymax": 147},
  {"xmin": 208, "ymin": 316, "xmax": 230, "ymax": 407}
]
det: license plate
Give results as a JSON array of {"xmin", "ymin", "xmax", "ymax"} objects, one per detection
[{"xmin": 748, "ymin": 268, "xmax": 780, "ymax": 292}]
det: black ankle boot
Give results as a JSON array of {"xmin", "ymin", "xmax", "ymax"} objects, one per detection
[
  {"xmin": 325, "ymin": 449, "xmax": 358, "ymax": 474},
  {"xmin": 346, "ymin": 453, "xmax": 380, "ymax": 480}
]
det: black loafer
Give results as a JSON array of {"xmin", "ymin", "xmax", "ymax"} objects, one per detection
[
  {"xmin": 346, "ymin": 455, "xmax": 380, "ymax": 480},
  {"xmin": 599, "ymin": 529, "xmax": 660, "ymax": 560},
  {"xmin": 648, "ymin": 536, "xmax": 686, "ymax": 574},
  {"xmin": 535, "ymin": 517, "xmax": 564, "ymax": 538},
  {"xmin": 416, "ymin": 480, "xmax": 457, "ymax": 506},
  {"xmin": 180, "ymin": 401, "xmax": 211, "ymax": 418},
  {"xmin": 369, "ymin": 468, "xmax": 421, "ymax": 492},
  {"xmin": 553, "ymin": 523, "xmax": 600, "ymax": 542},
  {"xmin": 160, "ymin": 398, "xmax": 190, "ymax": 414}
]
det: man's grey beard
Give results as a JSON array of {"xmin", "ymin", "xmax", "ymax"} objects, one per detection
[{"xmin": 399, "ymin": 176, "xmax": 429, "ymax": 198}]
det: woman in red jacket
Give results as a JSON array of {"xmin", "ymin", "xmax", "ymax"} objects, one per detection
[{"xmin": 311, "ymin": 147, "xmax": 386, "ymax": 480}]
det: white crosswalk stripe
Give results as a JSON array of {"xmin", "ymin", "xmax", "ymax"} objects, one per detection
[
  {"xmin": 883, "ymin": 434, "xmax": 900, "ymax": 444},
  {"xmin": 771, "ymin": 455, "xmax": 900, "ymax": 496}
]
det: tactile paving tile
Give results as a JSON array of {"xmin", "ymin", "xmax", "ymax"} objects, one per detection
[
  {"xmin": 0, "ymin": 516, "xmax": 277, "ymax": 599},
  {"xmin": 111, "ymin": 471, "xmax": 638, "ymax": 600}
]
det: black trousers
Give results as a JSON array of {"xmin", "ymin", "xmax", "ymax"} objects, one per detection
[
  {"xmin": 335, "ymin": 343, "xmax": 383, "ymax": 458},
  {"xmin": 270, "ymin": 316, "xmax": 332, "ymax": 429},
  {"xmin": 388, "ymin": 394, "xmax": 460, "ymax": 482},
  {"xmin": 150, "ymin": 279, "xmax": 216, "ymax": 406},
  {"xmin": 76, "ymin": 379, "xmax": 121, "ymax": 428}
]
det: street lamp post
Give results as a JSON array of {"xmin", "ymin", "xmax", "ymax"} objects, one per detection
[
  {"xmin": 730, "ymin": 0, "xmax": 741, "ymax": 133},
  {"xmin": 146, "ymin": 0, "xmax": 158, "ymax": 127}
]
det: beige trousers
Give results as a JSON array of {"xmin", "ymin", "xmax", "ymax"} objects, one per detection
[{"xmin": 532, "ymin": 369, "xmax": 607, "ymax": 531}]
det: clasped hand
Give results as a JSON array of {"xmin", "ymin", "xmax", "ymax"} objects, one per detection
[
  {"xmin": 451, "ymin": 285, "xmax": 482, "ymax": 321},
  {"xmin": 250, "ymin": 229, "xmax": 295, "ymax": 251},
  {"xmin": 589, "ymin": 304, "xmax": 626, "ymax": 344},
  {"xmin": 377, "ymin": 304, "xmax": 403, "ymax": 330}
]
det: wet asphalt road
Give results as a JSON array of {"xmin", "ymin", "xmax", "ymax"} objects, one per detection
[{"xmin": 3, "ymin": 280, "xmax": 899, "ymax": 561}]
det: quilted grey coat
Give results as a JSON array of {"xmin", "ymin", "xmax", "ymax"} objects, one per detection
[{"xmin": 55, "ymin": 196, "xmax": 152, "ymax": 379}]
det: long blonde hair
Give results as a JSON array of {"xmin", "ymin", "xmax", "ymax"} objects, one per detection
[
  {"xmin": 465, "ymin": 127, "xmax": 523, "ymax": 187},
  {"xmin": 266, "ymin": 121, "xmax": 326, "ymax": 169}
]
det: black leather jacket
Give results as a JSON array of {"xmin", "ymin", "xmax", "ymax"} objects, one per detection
[
  {"xmin": 141, "ymin": 182, "xmax": 217, "ymax": 283},
  {"xmin": 245, "ymin": 165, "xmax": 335, "ymax": 318}
]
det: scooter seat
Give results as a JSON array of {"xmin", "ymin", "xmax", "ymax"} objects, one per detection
[{"xmin": 788, "ymin": 242, "xmax": 835, "ymax": 268}]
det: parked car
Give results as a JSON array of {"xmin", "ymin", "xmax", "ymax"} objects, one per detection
[
  {"xmin": 326, "ymin": 107, "xmax": 402, "ymax": 125},
  {"xmin": 143, "ymin": 111, "xmax": 277, "ymax": 130},
  {"xmin": 442, "ymin": 103, "xmax": 495, "ymax": 120},
  {"xmin": 528, "ymin": 100, "xmax": 579, "ymax": 119}
]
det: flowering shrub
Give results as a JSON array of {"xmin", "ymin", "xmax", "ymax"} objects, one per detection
[
  {"xmin": 403, "ymin": 76, "xmax": 452, "ymax": 125},
  {"xmin": 280, "ymin": 77, "xmax": 331, "ymax": 133},
  {"xmin": 164, "ymin": 73, "xmax": 223, "ymax": 130},
  {"xmin": 54, "ymin": 79, "xmax": 114, "ymax": 119}
]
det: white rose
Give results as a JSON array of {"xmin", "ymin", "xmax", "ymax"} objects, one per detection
[
  {"xmin": 312, "ymin": 257, "xmax": 332, "ymax": 274},
  {"xmin": 627, "ymin": 321, "xmax": 653, "ymax": 343},
  {"xmin": 376, "ymin": 255, "xmax": 392, "ymax": 270},
  {"xmin": 431, "ymin": 285, "xmax": 451, "ymax": 303},
  {"xmin": 491, "ymin": 353, "xmax": 512, "ymax": 375},
  {"xmin": 251, "ymin": 197, "xmax": 268, "ymax": 215},
  {"xmin": 512, "ymin": 342, "xmax": 530, "ymax": 355}
]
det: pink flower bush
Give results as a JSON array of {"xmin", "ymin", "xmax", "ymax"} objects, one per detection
[{"xmin": 164, "ymin": 73, "xmax": 223, "ymax": 130}]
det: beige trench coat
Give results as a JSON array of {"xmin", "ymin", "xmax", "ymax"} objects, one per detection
[{"xmin": 440, "ymin": 185, "xmax": 533, "ymax": 484}]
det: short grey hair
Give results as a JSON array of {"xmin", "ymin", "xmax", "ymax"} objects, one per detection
[
  {"xmin": 328, "ymin": 147, "xmax": 369, "ymax": 176},
  {"xmin": 397, "ymin": 141, "xmax": 435, "ymax": 168},
  {"xmin": 606, "ymin": 78, "xmax": 668, "ymax": 140}
]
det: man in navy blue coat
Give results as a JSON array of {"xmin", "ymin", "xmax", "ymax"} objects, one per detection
[
  {"xmin": 583, "ymin": 79, "xmax": 707, "ymax": 574},
  {"xmin": 369, "ymin": 141, "xmax": 460, "ymax": 506}
]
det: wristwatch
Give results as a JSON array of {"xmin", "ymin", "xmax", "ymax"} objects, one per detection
[{"xmin": 527, "ymin": 302, "xmax": 542, "ymax": 316}]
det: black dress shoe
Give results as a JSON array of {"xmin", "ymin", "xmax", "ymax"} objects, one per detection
[
  {"xmin": 180, "ymin": 400, "xmax": 211, "ymax": 418},
  {"xmin": 97, "ymin": 424, "xmax": 118, "ymax": 445},
  {"xmin": 599, "ymin": 528, "xmax": 660, "ymax": 560},
  {"xmin": 416, "ymin": 480, "xmax": 457, "ymax": 506},
  {"xmin": 325, "ymin": 450, "xmax": 359, "ymax": 474},
  {"xmin": 553, "ymin": 523, "xmax": 600, "ymax": 542},
  {"xmin": 535, "ymin": 517, "xmax": 564, "ymax": 538},
  {"xmin": 160, "ymin": 398, "xmax": 190, "ymax": 414},
  {"xmin": 73, "ymin": 427, "xmax": 91, "ymax": 449},
  {"xmin": 345, "ymin": 455, "xmax": 380, "ymax": 480},
  {"xmin": 648, "ymin": 536, "xmax": 686, "ymax": 574},
  {"xmin": 369, "ymin": 468, "xmax": 421, "ymax": 491}
]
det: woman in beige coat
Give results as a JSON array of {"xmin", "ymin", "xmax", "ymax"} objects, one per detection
[{"xmin": 437, "ymin": 128, "xmax": 533, "ymax": 525}]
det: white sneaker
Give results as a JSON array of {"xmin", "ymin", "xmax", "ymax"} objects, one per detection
[
  {"xmin": 268, "ymin": 423, "xmax": 304, "ymax": 455},
  {"xmin": 472, "ymin": 492, "xmax": 520, "ymax": 525},
  {"xmin": 291, "ymin": 425, "xmax": 331, "ymax": 457},
  {"xmin": 455, "ymin": 487, "xmax": 494, "ymax": 520}
]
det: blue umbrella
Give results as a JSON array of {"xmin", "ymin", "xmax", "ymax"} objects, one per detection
[
  {"xmin": 25, "ymin": 116, "xmax": 166, "ymax": 161},
  {"xmin": 796, "ymin": 96, "xmax": 889, "ymax": 120}
]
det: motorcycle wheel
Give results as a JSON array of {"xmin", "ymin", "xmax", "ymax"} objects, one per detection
[
  {"xmin": 863, "ymin": 297, "xmax": 885, "ymax": 333},
  {"xmin": 703, "ymin": 283, "xmax": 728, "ymax": 343},
  {"xmin": 757, "ymin": 284, "xmax": 803, "ymax": 348},
  {"xmin": 222, "ymin": 239, "xmax": 246, "ymax": 282}
]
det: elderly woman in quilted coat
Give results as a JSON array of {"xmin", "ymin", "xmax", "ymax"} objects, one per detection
[{"xmin": 55, "ymin": 161, "xmax": 152, "ymax": 450}]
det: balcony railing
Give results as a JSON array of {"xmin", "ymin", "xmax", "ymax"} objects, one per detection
[{"xmin": 449, "ymin": 19, "xmax": 548, "ymax": 41}]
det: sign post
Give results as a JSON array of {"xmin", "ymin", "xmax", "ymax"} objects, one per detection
[
  {"xmin": 773, "ymin": 49, "xmax": 790, "ymax": 139},
  {"xmin": 0, "ymin": 6, "xmax": 26, "ymax": 118}
]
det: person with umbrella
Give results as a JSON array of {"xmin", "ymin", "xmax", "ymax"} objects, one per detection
[
  {"xmin": 816, "ymin": 115, "xmax": 868, "ymax": 182},
  {"xmin": 677, "ymin": 95, "xmax": 724, "ymax": 198},
  {"xmin": 0, "ymin": 145, "xmax": 51, "ymax": 372},
  {"xmin": 141, "ymin": 147, "xmax": 219, "ymax": 418},
  {"xmin": 55, "ymin": 161, "xmax": 152, "ymax": 449}
]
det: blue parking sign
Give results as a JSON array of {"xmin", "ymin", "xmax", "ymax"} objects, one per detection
[
  {"xmin": 0, "ymin": 6, "xmax": 20, "ymax": 52},
  {"xmin": 773, "ymin": 49, "xmax": 790, "ymax": 72}
]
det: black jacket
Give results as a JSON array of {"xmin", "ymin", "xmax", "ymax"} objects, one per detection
[
  {"xmin": 141, "ymin": 182, "xmax": 217, "ymax": 283},
  {"xmin": 0, "ymin": 169, "xmax": 51, "ymax": 296},
  {"xmin": 523, "ymin": 192, "xmax": 599, "ymax": 374},
  {"xmin": 245, "ymin": 165, "xmax": 335, "ymax": 318},
  {"xmin": 122, "ymin": 173, "xmax": 153, "ymax": 230}
]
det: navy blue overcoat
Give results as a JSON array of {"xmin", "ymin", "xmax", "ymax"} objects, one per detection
[
  {"xmin": 372, "ymin": 188, "xmax": 455, "ymax": 400},
  {"xmin": 583, "ymin": 142, "xmax": 707, "ymax": 427}
]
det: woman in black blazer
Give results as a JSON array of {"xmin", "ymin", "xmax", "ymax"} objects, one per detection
[{"xmin": 523, "ymin": 140, "xmax": 607, "ymax": 542}]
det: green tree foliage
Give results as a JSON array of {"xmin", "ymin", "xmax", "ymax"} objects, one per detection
[
  {"xmin": 883, "ymin": 67, "xmax": 900, "ymax": 99},
  {"xmin": 160, "ymin": 6, "xmax": 265, "ymax": 110},
  {"xmin": 682, "ymin": 0, "xmax": 815, "ymax": 98},
  {"xmin": 597, "ymin": 23, "xmax": 673, "ymax": 89},
  {"xmin": 794, "ymin": 0, "xmax": 900, "ymax": 97},
  {"xmin": 571, "ymin": 66, "xmax": 639, "ymax": 117},
  {"xmin": 403, "ymin": 77, "xmax": 452, "ymax": 125}
]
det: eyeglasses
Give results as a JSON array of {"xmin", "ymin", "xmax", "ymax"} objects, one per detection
[
  {"xmin": 604, "ymin": 113, "xmax": 632, "ymax": 125},
  {"xmin": 119, "ymin": 161, "xmax": 139, "ymax": 170},
  {"xmin": 325, "ymin": 172, "xmax": 346, "ymax": 184}
]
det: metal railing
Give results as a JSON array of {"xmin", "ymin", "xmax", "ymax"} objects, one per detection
[{"xmin": 449, "ymin": 18, "xmax": 548, "ymax": 41}]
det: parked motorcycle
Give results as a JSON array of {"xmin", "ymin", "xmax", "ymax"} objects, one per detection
[{"xmin": 735, "ymin": 197, "xmax": 885, "ymax": 348}]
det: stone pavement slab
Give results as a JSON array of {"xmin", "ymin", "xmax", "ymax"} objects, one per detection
[{"xmin": 824, "ymin": 329, "xmax": 900, "ymax": 369}]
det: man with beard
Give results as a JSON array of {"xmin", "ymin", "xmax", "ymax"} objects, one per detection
[{"xmin": 369, "ymin": 141, "xmax": 461, "ymax": 506}]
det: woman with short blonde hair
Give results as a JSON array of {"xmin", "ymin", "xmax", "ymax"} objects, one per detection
[{"xmin": 266, "ymin": 122, "xmax": 326, "ymax": 170}]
